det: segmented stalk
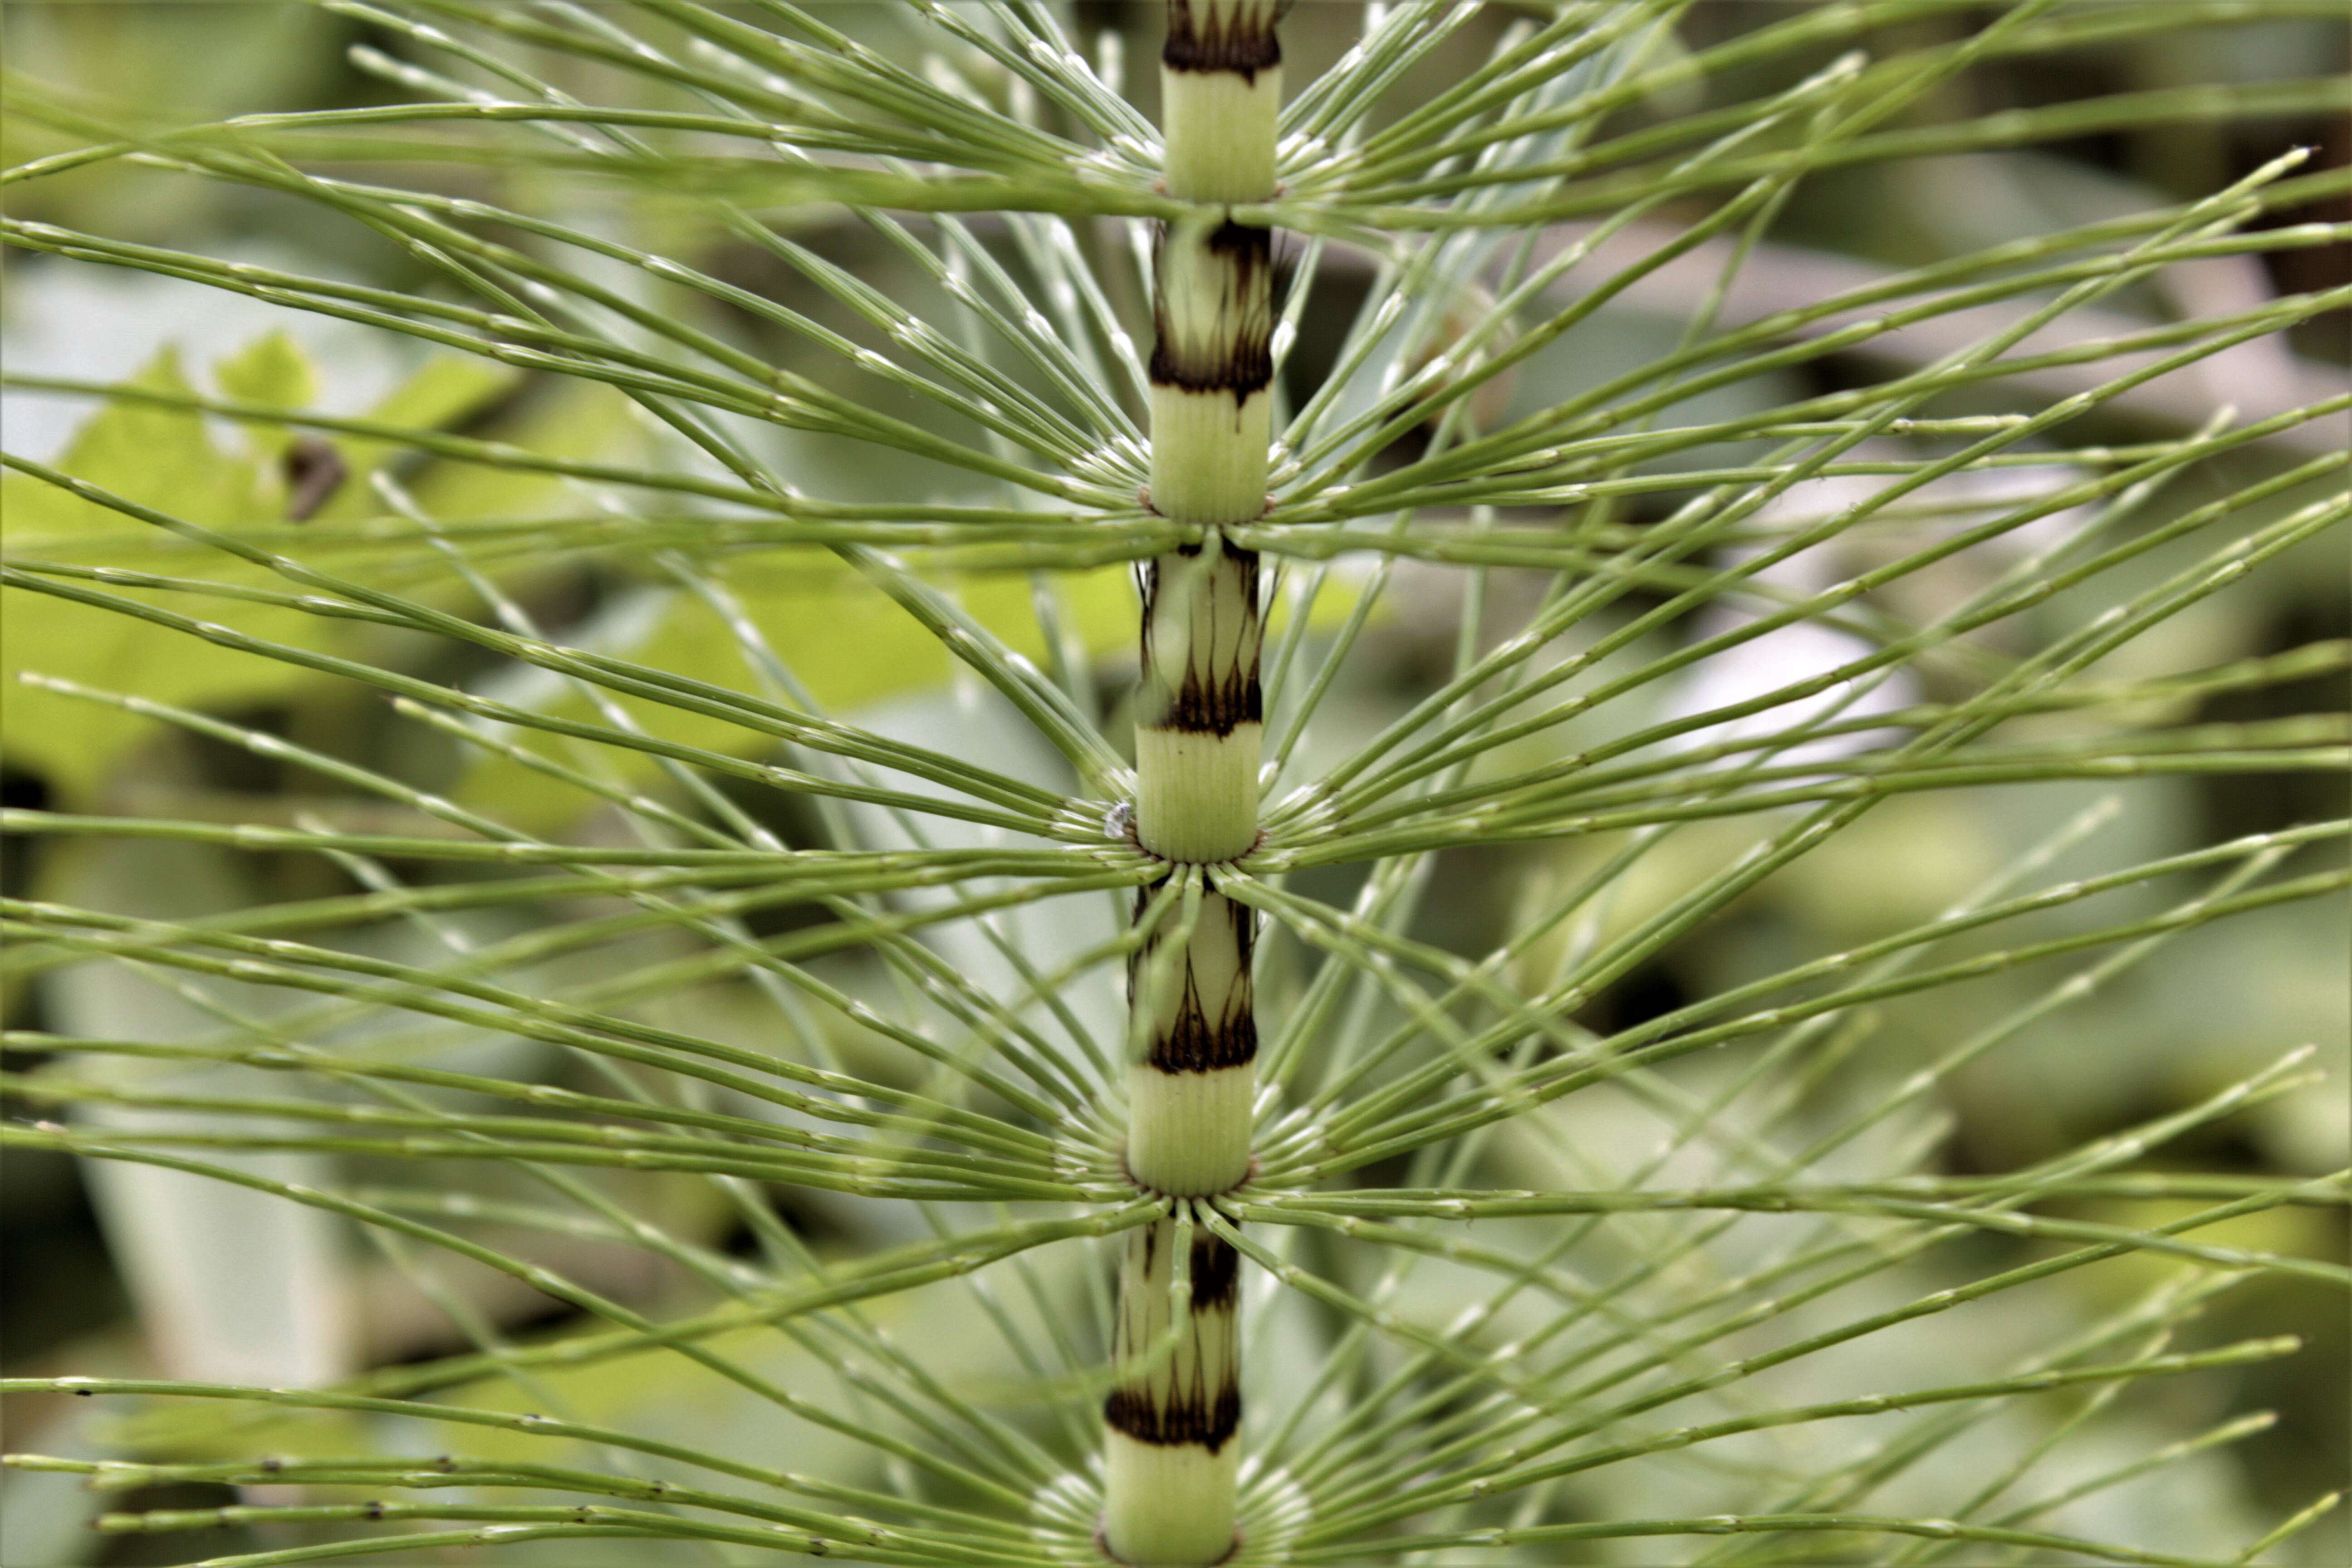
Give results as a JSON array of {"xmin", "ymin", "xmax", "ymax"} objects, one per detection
[
  {"xmin": 1101, "ymin": 1218, "xmax": 1242, "ymax": 1565},
  {"xmin": 1107, "ymin": 2, "xmax": 1281, "ymax": 1562}
]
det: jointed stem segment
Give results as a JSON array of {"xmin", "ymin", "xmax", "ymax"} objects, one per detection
[
  {"xmin": 1126, "ymin": 872, "xmax": 1257, "ymax": 1197},
  {"xmin": 1110, "ymin": 2, "xmax": 1283, "ymax": 1561},
  {"xmin": 1134, "ymin": 538, "xmax": 1264, "ymax": 866},
  {"xmin": 1102, "ymin": 1218, "xmax": 1243, "ymax": 1565}
]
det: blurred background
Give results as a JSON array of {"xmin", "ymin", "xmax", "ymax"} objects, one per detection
[{"xmin": 3, "ymin": 2, "xmax": 2347, "ymax": 1563}]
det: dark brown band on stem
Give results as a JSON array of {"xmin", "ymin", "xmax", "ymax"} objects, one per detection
[
  {"xmin": 1139, "ymin": 545, "xmax": 1263, "ymax": 737},
  {"xmin": 1131, "ymin": 885, "xmax": 1258, "ymax": 1073},
  {"xmin": 1147, "ymin": 339, "xmax": 1274, "ymax": 396},
  {"xmin": 1148, "ymin": 657, "xmax": 1264, "ymax": 737},
  {"xmin": 1107, "ymin": 1226, "xmax": 1242, "ymax": 1451},
  {"xmin": 1189, "ymin": 1233, "xmax": 1240, "ymax": 1310},
  {"xmin": 1104, "ymin": 1379, "xmax": 1241, "ymax": 1450},
  {"xmin": 1131, "ymin": 1227, "xmax": 1243, "ymax": 1310},
  {"xmin": 1144, "ymin": 987, "xmax": 1257, "ymax": 1073},
  {"xmin": 1149, "ymin": 224, "xmax": 1275, "ymax": 394},
  {"xmin": 1163, "ymin": 0, "xmax": 1282, "ymax": 77}
]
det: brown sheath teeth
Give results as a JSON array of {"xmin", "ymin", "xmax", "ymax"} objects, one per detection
[
  {"xmin": 1107, "ymin": 1227, "xmax": 1243, "ymax": 1450},
  {"xmin": 1147, "ymin": 657, "xmax": 1264, "ymax": 737},
  {"xmin": 1149, "ymin": 224, "xmax": 1275, "ymax": 394},
  {"xmin": 1104, "ymin": 1379, "xmax": 1241, "ymax": 1450},
  {"xmin": 1139, "ymin": 546, "xmax": 1264, "ymax": 737},
  {"xmin": 1163, "ymin": 0, "xmax": 1283, "ymax": 77},
  {"xmin": 1146, "ymin": 983, "xmax": 1257, "ymax": 1073},
  {"xmin": 1148, "ymin": 337, "xmax": 1274, "ymax": 396},
  {"xmin": 1132, "ymin": 885, "xmax": 1258, "ymax": 1074}
]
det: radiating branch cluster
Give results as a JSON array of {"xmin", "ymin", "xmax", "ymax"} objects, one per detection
[{"xmin": 2, "ymin": 3, "xmax": 2346, "ymax": 1567}]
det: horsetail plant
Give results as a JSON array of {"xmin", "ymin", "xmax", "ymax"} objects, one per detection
[
  {"xmin": 1111, "ymin": 5, "xmax": 1281, "ymax": 1558},
  {"xmin": 1, "ymin": 2, "xmax": 2348, "ymax": 1567}
]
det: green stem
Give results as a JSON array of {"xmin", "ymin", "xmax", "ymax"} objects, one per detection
[
  {"xmin": 1102, "ymin": 1211, "xmax": 1242, "ymax": 1564},
  {"xmin": 1109, "ymin": 3, "xmax": 1282, "ymax": 1561}
]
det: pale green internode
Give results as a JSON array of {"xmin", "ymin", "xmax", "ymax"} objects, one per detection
[
  {"xmin": 1134, "ymin": 728, "xmax": 1261, "ymax": 866},
  {"xmin": 1101, "ymin": 1438, "xmax": 1241, "ymax": 1566},
  {"xmin": 1102, "ymin": 1220, "xmax": 1242, "ymax": 1566},
  {"xmin": 1148, "ymin": 382, "xmax": 1273, "ymax": 525},
  {"xmin": 1162, "ymin": 69, "xmax": 1280, "ymax": 204},
  {"xmin": 1127, "ymin": 1062, "xmax": 1255, "ymax": 1197}
]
